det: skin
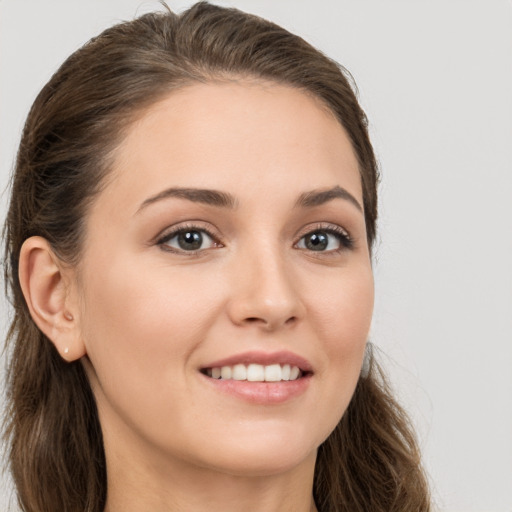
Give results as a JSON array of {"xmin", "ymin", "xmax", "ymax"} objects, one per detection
[{"xmin": 20, "ymin": 81, "xmax": 374, "ymax": 512}]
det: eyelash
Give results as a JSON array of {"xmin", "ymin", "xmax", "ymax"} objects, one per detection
[
  {"xmin": 156, "ymin": 223, "xmax": 221, "ymax": 255},
  {"xmin": 156, "ymin": 222, "xmax": 354, "ymax": 255},
  {"xmin": 297, "ymin": 223, "xmax": 354, "ymax": 254}
]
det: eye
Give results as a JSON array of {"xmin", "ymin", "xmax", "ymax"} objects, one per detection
[
  {"xmin": 158, "ymin": 226, "xmax": 219, "ymax": 253},
  {"xmin": 296, "ymin": 227, "xmax": 353, "ymax": 252}
]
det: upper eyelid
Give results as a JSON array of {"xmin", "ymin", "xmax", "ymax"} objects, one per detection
[
  {"xmin": 294, "ymin": 223, "xmax": 356, "ymax": 254},
  {"xmin": 155, "ymin": 222, "xmax": 221, "ymax": 244},
  {"xmin": 156, "ymin": 225, "xmax": 221, "ymax": 256},
  {"xmin": 294, "ymin": 222, "xmax": 352, "ymax": 241}
]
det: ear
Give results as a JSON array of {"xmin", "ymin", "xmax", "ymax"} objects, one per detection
[{"xmin": 18, "ymin": 236, "xmax": 86, "ymax": 362}]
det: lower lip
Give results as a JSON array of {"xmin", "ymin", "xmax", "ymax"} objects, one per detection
[{"xmin": 200, "ymin": 373, "xmax": 312, "ymax": 404}]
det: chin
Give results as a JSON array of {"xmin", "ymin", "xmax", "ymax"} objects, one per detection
[
  {"xmin": 204, "ymin": 446, "xmax": 317, "ymax": 478},
  {"xmin": 182, "ymin": 422, "xmax": 326, "ymax": 478}
]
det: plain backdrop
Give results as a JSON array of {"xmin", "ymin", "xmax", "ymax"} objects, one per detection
[{"xmin": 1, "ymin": 1, "xmax": 511, "ymax": 511}]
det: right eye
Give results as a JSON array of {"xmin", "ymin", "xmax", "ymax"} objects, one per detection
[{"xmin": 158, "ymin": 226, "xmax": 220, "ymax": 254}]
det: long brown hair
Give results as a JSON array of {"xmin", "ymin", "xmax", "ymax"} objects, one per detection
[{"xmin": 3, "ymin": 2, "xmax": 430, "ymax": 511}]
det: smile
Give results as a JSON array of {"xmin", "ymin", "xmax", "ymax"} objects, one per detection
[
  {"xmin": 203, "ymin": 363, "xmax": 303, "ymax": 382},
  {"xmin": 199, "ymin": 351, "xmax": 314, "ymax": 404}
]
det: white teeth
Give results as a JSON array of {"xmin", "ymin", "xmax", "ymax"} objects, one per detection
[
  {"xmin": 220, "ymin": 366, "xmax": 232, "ymax": 380},
  {"xmin": 206, "ymin": 363, "xmax": 303, "ymax": 382},
  {"xmin": 290, "ymin": 366, "xmax": 300, "ymax": 380},
  {"xmin": 247, "ymin": 364, "xmax": 264, "ymax": 381},
  {"xmin": 232, "ymin": 364, "xmax": 247, "ymax": 381},
  {"xmin": 264, "ymin": 364, "xmax": 282, "ymax": 382}
]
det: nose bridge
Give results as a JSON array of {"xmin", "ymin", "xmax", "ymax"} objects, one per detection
[{"xmin": 228, "ymin": 236, "xmax": 303, "ymax": 329}]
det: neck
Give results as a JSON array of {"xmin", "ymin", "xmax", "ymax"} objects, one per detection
[
  {"xmin": 101, "ymin": 420, "xmax": 318, "ymax": 512},
  {"xmin": 104, "ymin": 451, "xmax": 318, "ymax": 512}
]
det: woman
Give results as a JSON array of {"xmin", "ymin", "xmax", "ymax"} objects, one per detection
[{"xmin": 3, "ymin": 2, "xmax": 430, "ymax": 511}]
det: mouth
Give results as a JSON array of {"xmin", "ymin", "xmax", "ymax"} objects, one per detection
[
  {"xmin": 199, "ymin": 351, "xmax": 313, "ymax": 404},
  {"xmin": 201, "ymin": 363, "xmax": 309, "ymax": 382},
  {"xmin": 200, "ymin": 351, "xmax": 313, "ymax": 383}
]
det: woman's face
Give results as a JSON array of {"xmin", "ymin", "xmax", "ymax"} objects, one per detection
[{"xmin": 74, "ymin": 81, "xmax": 374, "ymax": 477}]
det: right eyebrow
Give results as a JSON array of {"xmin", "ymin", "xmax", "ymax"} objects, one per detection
[{"xmin": 136, "ymin": 187, "xmax": 238, "ymax": 214}]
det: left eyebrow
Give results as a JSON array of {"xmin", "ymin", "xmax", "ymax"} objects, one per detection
[{"xmin": 295, "ymin": 186, "xmax": 363, "ymax": 212}]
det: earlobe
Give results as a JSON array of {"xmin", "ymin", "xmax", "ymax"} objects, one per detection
[{"xmin": 18, "ymin": 236, "xmax": 86, "ymax": 362}]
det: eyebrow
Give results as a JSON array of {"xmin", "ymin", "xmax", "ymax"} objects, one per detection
[
  {"xmin": 137, "ymin": 184, "xmax": 362, "ymax": 214},
  {"xmin": 137, "ymin": 187, "xmax": 238, "ymax": 213},
  {"xmin": 295, "ymin": 186, "xmax": 363, "ymax": 212}
]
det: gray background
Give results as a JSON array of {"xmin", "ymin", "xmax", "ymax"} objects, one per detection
[{"xmin": 1, "ymin": 1, "xmax": 511, "ymax": 511}]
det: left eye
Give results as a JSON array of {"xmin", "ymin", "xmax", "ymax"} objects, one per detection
[
  {"xmin": 296, "ymin": 230, "xmax": 348, "ymax": 252},
  {"xmin": 160, "ymin": 229, "xmax": 217, "ymax": 252}
]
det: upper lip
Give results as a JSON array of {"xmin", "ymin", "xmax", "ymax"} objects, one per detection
[{"xmin": 201, "ymin": 351, "xmax": 313, "ymax": 373}]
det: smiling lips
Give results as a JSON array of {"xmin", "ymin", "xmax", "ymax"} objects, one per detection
[{"xmin": 200, "ymin": 351, "xmax": 313, "ymax": 403}]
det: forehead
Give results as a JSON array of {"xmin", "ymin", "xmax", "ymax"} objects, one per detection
[{"xmin": 102, "ymin": 80, "xmax": 362, "ymax": 213}]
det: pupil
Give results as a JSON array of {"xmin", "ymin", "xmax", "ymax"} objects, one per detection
[
  {"xmin": 306, "ymin": 232, "xmax": 328, "ymax": 251},
  {"xmin": 178, "ymin": 231, "xmax": 202, "ymax": 250}
]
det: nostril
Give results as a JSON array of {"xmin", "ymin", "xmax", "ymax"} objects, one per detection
[
  {"xmin": 242, "ymin": 315, "xmax": 297, "ymax": 329},
  {"xmin": 285, "ymin": 316, "xmax": 297, "ymax": 325}
]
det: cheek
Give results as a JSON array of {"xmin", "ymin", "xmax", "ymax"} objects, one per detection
[
  {"xmin": 77, "ymin": 256, "xmax": 233, "ymax": 455},
  {"xmin": 312, "ymin": 263, "xmax": 374, "ymax": 352},
  {"xmin": 78, "ymin": 256, "xmax": 222, "ymax": 396},
  {"xmin": 306, "ymin": 264, "xmax": 374, "ymax": 429}
]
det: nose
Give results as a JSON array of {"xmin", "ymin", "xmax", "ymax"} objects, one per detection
[{"xmin": 226, "ymin": 245, "xmax": 305, "ymax": 331}]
